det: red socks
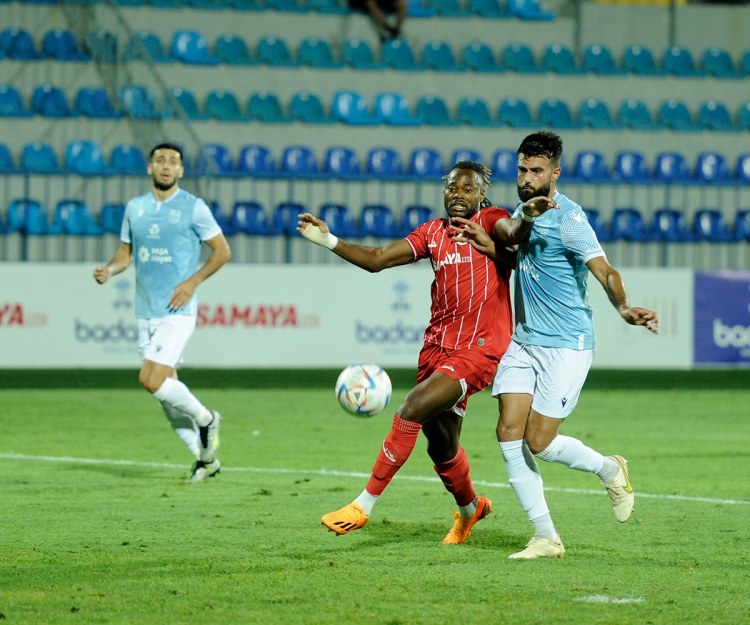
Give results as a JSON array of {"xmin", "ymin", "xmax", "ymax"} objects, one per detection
[
  {"xmin": 366, "ymin": 414, "xmax": 422, "ymax": 496},
  {"xmin": 434, "ymin": 446, "xmax": 475, "ymax": 507}
]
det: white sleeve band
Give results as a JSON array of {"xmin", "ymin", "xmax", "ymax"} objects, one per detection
[
  {"xmin": 300, "ymin": 224, "xmax": 339, "ymax": 250},
  {"xmin": 521, "ymin": 211, "xmax": 537, "ymax": 223}
]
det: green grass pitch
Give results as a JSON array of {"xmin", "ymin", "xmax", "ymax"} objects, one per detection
[{"xmin": 1, "ymin": 373, "xmax": 748, "ymax": 624}]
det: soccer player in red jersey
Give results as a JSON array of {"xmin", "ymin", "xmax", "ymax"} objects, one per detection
[{"xmin": 297, "ymin": 161, "xmax": 555, "ymax": 543}]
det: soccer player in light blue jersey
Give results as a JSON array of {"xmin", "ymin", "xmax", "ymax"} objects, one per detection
[
  {"xmin": 454, "ymin": 131, "xmax": 659, "ymax": 559},
  {"xmin": 94, "ymin": 143, "xmax": 231, "ymax": 482}
]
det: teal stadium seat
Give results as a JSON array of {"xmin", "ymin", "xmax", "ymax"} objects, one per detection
[
  {"xmin": 456, "ymin": 95, "xmax": 497, "ymax": 126},
  {"xmin": 618, "ymin": 98, "xmax": 659, "ymax": 130},
  {"xmin": 538, "ymin": 97, "xmax": 581, "ymax": 129},
  {"xmin": 119, "ymin": 84, "xmax": 159, "ymax": 119},
  {"xmin": 248, "ymin": 91, "xmax": 291, "ymax": 122},
  {"xmin": 215, "ymin": 33, "xmax": 256, "ymax": 65},
  {"xmin": 124, "ymin": 31, "xmax": 173, "ymax": 62},
  {"xmin": 503, "ymin": 42, "xmax": 544, "ymax": 73},
  {"xmin": 172, "ymin": 30, "xmax": 219, "ymax": 65},
  {"xmin": 205, "ymin": 89, "xmax": 246, "ymax": 121},
  {"xmin": 0, "ymin": 84, "xmax": 33, "ymax": 117},
  {"xmin": 662, "ymin": 46, "xmax": 702, "ymax": 77},
  {"xmin": 697, "ymin": 100, "xmax": 734, "ymax": 131},
  {"xmin": 622, "ymin": 44, "xmax": 661, "ymax": 76},
  {"xmin": 164, "ymin": 86, "xmax": 208, "ymax": 120},
  {"xmin": 332, "ymin": 90, "xmax": 381, "ymax": 125},
  {"xmin": 700, "ymin": 46, "xmax": 740, "ymax": 79},
  {"xmin": 21, "ymin": 142, "xmax": 63, "ymax": 174},
  {"xmin": 341, "ymin": 38, "xmax": 382, "ymax": 70},
  {"xmin": 382, "ymin": 39, "xmax": 422, "ymax": 71},
  {"xmin": 0, "ymin": 143, "xmax": 15, "ymax": 173},
  {"xmin": 657, "ymin": 99, "xmax": 698, "ymax": 131},
  {"xmin": 497, "ymin": 96, "xmax": 534, "ymax": 128},
  {"xmin": 422, "ymin": 41, "xmax": 463, "ymax": 72},
  {"xmin": 578, "ymin": 98, "xmax": 619, "ymax": 129},
  {"xmin": 508, "ymin": 0, "xmax": 555, "ymax": 20},
  {"xmin": 256, "ymin": 35, "xmax": 297, "ymax": 66},
  {"xmin": 298, "ymin": 37, "xmax": 341, "ymax": 68},
  {"xmin": 415, "ymin": 95, "xmax": 459, "ymax": 126},
  {"xmin": 582, "ymin": 44, "xmax": 621, "ymax": 75},
  {"xmin": 543, "ymin": 43, "xmax": 584, "ymax": 75},
  {"xmin": 463, "ymin": 42, "xmax": 504, "ymax": 73},
  {"xmin": 290, "ymin": 91, "xmax": 332, "ymax": 124},
  {"xmin": 374, "ymin": 92, "xmax": 422, "ymax": 126}
]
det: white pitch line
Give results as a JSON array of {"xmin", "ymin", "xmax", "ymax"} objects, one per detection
[
  {"xmin": 574, "ymin": 595, "xmax": 645, "ymax": 605},
  {"xmin": 2, "ymin": 452, "xmax": 749, "ymax": 506}
]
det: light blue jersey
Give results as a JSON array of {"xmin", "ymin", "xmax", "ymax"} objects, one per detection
[
  {"xmin": 512, "ymin": 191, "xmax": 605, "ymax": 350},
  {"xmin": 121, "ymin": 188, "xmax": 222, "ymax": 318}
]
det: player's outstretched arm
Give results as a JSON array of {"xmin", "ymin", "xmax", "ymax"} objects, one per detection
[{"xmin": 93, "ymin": 242, "xmax": 133, "ymax": 284}]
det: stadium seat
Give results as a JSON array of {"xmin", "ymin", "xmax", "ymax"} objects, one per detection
[
  {"xmin": 21, "ymin": 142, "xmax": 62, "ymax": 173},
  {"xmin": 692, "ymin": 209, "xmax": 731, "ymax": 243},
  {"xmin": 196, "ymin": 143, "xmax": 235, "ymax": 176},
  {"xmin": 451, "ymin": 148, "xmax": 483, "ymax": 165},
  {"xmin": 490, "ymin": 149, "xmax": 518, "ymax": 181},
  {"xmin": 662, "ymin": 46, "xmax": 701, "ymax": 77},
  {"xmin": 736, "ymin": 153, "xmax": 750, "ymax": 183},
  {"xmin": 237, "ymin": 144, "xmax": 275, "ymax": 175},
  {"xmin": 99, "ymin": 203, "xmax": 126, "ymax": 235},
  {"xmin": 374, "ymin": 92, "xmax": 422, "ymax": 126},
  {"xmin": 700, "ymin": 46, "xmax": 740, "ymax": 79},
  {"xmin": 215, "ymin": 33, "xmax": 255, "ymax": 65},
  {"xmin": 735, "ymin": 210, "xmax": 750, "ymax": 241},
  {"xmin": 6, "ymin": 199, "xmax": 46, "ymax": 234},
  {"xmin": 415, "ymin": 95, "xmax": 458, "ymax": 126},
  {"xmin": 308, "ymin": 0, "xmax": 348, "ymax": 14},
  {"xmin": 456, "ymin": 96, "xmax": 497, "ymax": 126},
  {"xmin": 332, "ymin": 90, "xmax": 380, "ymax": 125},
  {"xmin": 610, "ymin": 207, "xmax": 651, "ymax": 242},
  {"xmin": 231, "ymin": 201, "xmax": 271, "ymax": 236},
  {"xmin": 0, "ymin": 27, "xmax": 40, "ymax": 60},
  {"xmin": 613, "ymin": 150, "xmax": 650, "ymax": 183},
  {"xmin": 124, "ymin": 31, "xmax": 173, "ymax": 62},
  {"xmin": 209, "ymin": 201, "xmax": 234, "ymax": 235},
  {"xmin": 582, "ymin": 208, "xmax": 609, "ymax": 242},
  {"xmin": 697, "ymin": 100, "xmax": 734, "ymax": 131},
  {"xmin": 289, "ymin": 91, "xmax": 332, "ymax": 124},
  {"xmin": 280, "ymin": 145, "xmax": 318, "ymax": 177},
  {"xmin": 497, "ymin": 96, "xmax": 534, "ymax": 128},
  {"xmin": 340, "ymin": 38, "xmax": 382, "ymax": 70},
  {"xmin": 171, "ymin": 30, "xmax": 219, "ymax": 65},
  {"xmin": 323, "ymin": 146, "xmax": 361, "ymax": 178},
  {"xmin": 657, "ymin": 98, "xmax": 698, "ymax": 131},
  {"xmin": 653, "ymin": 152, "xmax": 691, "ymax": 182},
  {"xmin": 298, "ymin": 37, "xmax": 341, "ymax": 68},
  {"xmin": 119, "ymin": 84, "xmax": 159, "ymax": 119},
  {"xmin": 382, "ymin": 39, "xmax": 421, "ymax": 71},
  {"xmin": 408, "ymin": 147, "xmax": 445, "ymax": 178},
  {"xmin": 52, "ymin": 199, "xmax": 103, "ymax": 236},
  {"xmin": 422, "ymin": 41, "xmax": 463, "ymax": 72},
  {"xmin": 42, "ymin": 29, "xmax": 89, "ymax": 61},
  {"xmin": 248, "ymin": 91, "xmax": 291, "ymax": 122},
  {"xmin": 205, "ymin": 89, "xmax": 246, "ymax": 121},
  {"xmin": 503, "ymin": 42, "xmax": 543, "ymax": 73},
  {"xmin": 359, "ymin": 204, "xmax": 399, "ymax": 238},
  {"xmin": 741, "ymin": 50, "xmax": 750, "ymax": 76},
  {"xmin": 468, "ymin": 0, "xmax": 509, "ymax": 18},
  {"xmin": 570, "ymin": 150, "xmax": 608, "ymax": 182},
  {"xmin": 578, "ymin": 97, "xmax": 618, "ymax": 129},
  {"xmin": 401, "ymin": 205, "xmax": 433, "ymax": 235},
  {"xmin": 433, "ymin": 0, "xmax": 466, "ymax": 18},
  {"xmin": 652, "ymin": 208, "xmax": 693, "ymax": 242},
  {"xmin": 538, "ymin": 98, "xmax": 581, "ymax": 129},
  {"xmin": 319, "ymin": 203, "xmax": 358, "ymax": 238},
  {"xmin": 87, "ymin": 29, "xmax": 118, "ymax": 63},
  {"xmin": 0, "ymin": 143, "xmax": 15, "ymax": 172},
  {"xmin": 582, "ymin": 44, "xmax": 621, "ymax": 75},
  {"xmin": 256, "ymin": 36, "xmax": 297, "ymax": 66},
  {"xmin": 65, "ymin": 140, "xmax": 109, "ymax": 175},
  {"xmin": 462, "ymin": 42, "xmax": 503, "ymax": 73},
  {"xmin": 266, "ymin": 0, "xmax": 310, "ymax": 12},
  {"xmin": 31, "ymin": 84, "xmax": 75, "ymax": 118},
  {"xmin": 75, "ymin": 86, "xmax": 121, "ymax": 119},
  {"xmin": 507, "ymin": 0, "xmax": 555, "ymax": 20},
  {"xmin": 738, "ymin": 101, "xmax": 750, "ymax": 130},
  {"xmin": 164, "ymin": 86, "xmax": 207, "ymax": 120},
  {"xmin": 272, "ymin": 201, "xmax": 306, "ymax": 236},
  {"xmin": 110, "ymin": 144, "xmax": 147, "ymax": 175},
  {"xmin": 366, "ymin": 147, "xmax": 404, "ymax": 179},
  {"xmin": 542, "ymin": 43, "xmax": 583, "ymax": 74},
  {"xmin": 694, "ymin": 152, "xmax": 731, "ymax": 184},
  {"xmin": 618, "ymin": 99, "xmax": 659, "ymax": 130},
  {"xmin": 622, "ymin": 45, "xmax": 661, "ymax": 75},
  {"xmin": 0, "ymin": 84, "xmax": 33, "ymax": 117}
]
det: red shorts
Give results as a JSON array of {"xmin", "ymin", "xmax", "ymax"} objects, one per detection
[{"xmin": 416, "ymin": 343, "xmax": 501, "ymax": 415}]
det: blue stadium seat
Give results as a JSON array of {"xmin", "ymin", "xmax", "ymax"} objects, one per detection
[
  {"xmin": 205, "ymin": 89, "xmax": 246, "ymax": 121},
  {"xmin": 692, "ymin": 209, "xmax": 731, "ymax": 243},
  {"xmin": 497, "ymin": 96, "xmax": 534, "ymax": 128},
  {"xmin": 735, "ymin": 210, "xmax": 750, "ymax": 242},
  {"xmin": 408, "ymin": 147, "xmax": 445, "ymax": 178},
  {"xmin": 736, "ymin": 153, "xmax": 750, "ymax": 184},
  {"xmin": 503, "ymin": 42, "xmax": 543, "ymax": 73},
  {"xmin": 662, "ymin": 46, "xmax": 701, "ymax": 77},
  {"xmin": 741, "ymin": 50, "xmax": 750, "ymax": 76},
  {"xmin": 401, "ymin": 204, "xmax": 433, "ymax": 235},
  {"xmin": 456, "ymin": 96, "xmax": 497, "ymax": 126},
  {"xmin": 196, "ymin": 143, "xmax": 235, "ymax": 175},
  {"xmin": 738, "ymin": 101, "xmax": 750, "ymax": 131},
  {"xmin": 507, "ymin": 0, "xmax": 555, "ymax": 20},
  {"xmin": 490, "ymin": 149, "xmax": 518, "ymax": 181},
  {"xmin": 653, "ymin": 152, "xmax": 691, "ymax": 182},
  {"xmin": 451, "ymin": 148, "xmax": 484, "ymax": 165},
  {"xmin": 433, "ymin": 0, "xmax": 466, "ymax": 18},
  {"xmin": 124, "ymin": 31, "xmax": 173, "ymax": 62},
  {"xmin": 0, "ymin": 84, "xmax": 33, "ymax": 117},
  {"xmin": 422, "ymin": 41, "xmax": 462, "ymax": 72},
  {"xmin": 75, "ymin": 86, "xmax": 122, "ymax": 119},
  {"xmin": 618, "ymin": 99, "xmax": 659, "ymax": 130},
  {"xmin": 611, "ymin": 207, "xmax": 651, "ymax": 242},
  {"xmin": 237, "ymin": 144, "xmax": 275, "ymax": 176},
  {"xmin": 571, "ymin": 150, "xmax": 608, "ymax": 182},
  {"xmin": 21, "ymin": 142, "xmax": 62, "ymax": 173},
  {"xmin": 463, "ymin": 42, "xmax": 503, "ymax": 73},
  {"xmin": 119, "ymin": 84, "xmax": 159, "ymax": 119},
  {"xmin": 542, "ymin": 43, "xmax": 583, "ymax": 75},
  {"xmin": 266, "ymin": 0, "xmax": 310, "ymax": 12},
  {"xmin": 323, "ymin": 146, "xmax": 361, "ymax": 178},
  {"xmin": 0, "ymin": 143, "xmax": 15, "ymax": 173},
  {"xmin": 622, "ymin": 44, "xmax": 661, "ymax": 76},
  {"xmin": 272, "ymin": 201, "xmax": 306, "ymax": 235},
  {"xmin": 613, "ymin": 150, "xmax": 650, "ymax": 183},
  {"xmin": 468, "ymin": 0, "xmax": 509, "ymax": 18},
  {"xmin": 332, "ymin": 90, "xmax": 380, "ymax": 125},
  {"xmin": 6, "ymin": 199, "xmax": 46, "ymax": 234},
  {"xmin": 86, "ymin": 29, "xmax": 118, "ymax": 63},
  {"xmin": 694, "ymin": 152, "xmax": 731, "ymax": 184},
  {"xmin": 360, "ymin": 204, "xmax": 399, "ymax": 238},
  {"xmin": 110, "ymin": 144, "xmax": 147, "ymax": 175},
  {"xmin": 53, "ymin": 199, "xmax": 103, "ymax": 236},
  {"xmin": 374, "ymin": 92, "xmax": 421, "ymax": 126},
  {"xmin": 256, "ymin": 35, "xmax": 297, "ymax": 66},
  {"xmin": 366, "ymin": 147, "xmax": 404, "ymax": 179},
  {"xmin": 280, "ymin": 145, "xmax": 318, "ymax": 177},
  {"xmin": 18, "ymin": 199, "xmax": 51, "ymax": 235},
  {"xmin": 582, "ymin": 44, "xmax": 621, "ymax": 75},
  {"xmin": 171, "ymin": 30, "xmax": 219, "ymax": 65},
  {"xmin": 0, "ymin": 28, "xmax": 40, "ymax": 60},
  {"xmin": 290, "ymin": 91, "xmax": 332, "ymax": 124},
  {"xmin": 215, "ymin": 33, "xmax": 255, "ymax": 65},
  {"xmin": 99, "ymin": 203, "xmax": 126, "ymax": 235},
  {"xmin": 415, "ymin": 95, "xmax": 458, "ymax": 126},
  {"xmin": 42, "ymin": 29, "xmax": 89, "ymax": 61},
  {"xmin": 582, "ymin": 208, "xmax": 609, "ymax": 242},
  {"xmin": 382, "ymin": 39, "xmax": 421, "ymax": 71},
  {"xmin": 65, "ymin": 140, "xmax": 109, "ymax": 175},
  {"xmin": 248, "ymin": 91, "xmax": 291, "ymax": 122},
  {"xmin": 700, "ymin": 46, "xmax": 740, "ymax": 79},
  {"xmin": 697, "ymin": 100, "xmax": 734, "ymax": 131},
  {"xmin": 538, "ymin": 97, "xmax": 581, "ymax": 129},
  {"xmin": 31, "ymin": 84, "xmax": 75, "ymax": 118},
  {"xmin": 298, "ymin": 37, "xmax": 341, "ymax": 68},
  {"xmin": 652, "ymin": 208, "xmax": 694, "ymax": 242},
  {"xmin": 340, "ymin": 38, "xmax": 382, "ymax": 70},
  {"xmin": 231, "ymin": 201, "xmax": 271, "ymax": 236},
  {"xmin": 164, "ymin": 86, "xmax": 207, "ymax": 120},
  {"xmin": 578, "ymin": 98, "xmax": 618, "ymax": 129},
  {"xmin": 319, "ymin": 203, "xmax": 358, "ymax": 238},
  {"xmin": 308, "ymin": 0, "xmax": 348, "ymax": 13},
  {"xmin": 657, "ymin": 98, "xmax": 698, "ymax": 131}
]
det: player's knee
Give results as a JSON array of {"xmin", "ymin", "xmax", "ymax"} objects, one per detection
[
  {"xmin": 139, "ymin": 371, "xmax": 160, "ymax": 394},
  {"xmin": 525, "ymin": 435, "xmax": 548, "ymax": 456}
]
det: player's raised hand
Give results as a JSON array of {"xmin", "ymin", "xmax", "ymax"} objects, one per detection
[
  {"xmin": 521, "ymin": 196, "xmax": 558, "ymax": 218},
  {"xmin": 297, "ymin": 213, "xmax": 338, "ymax": 250},
  {"xmin": 450, "ymin": 217, "xmax": 496, "ymax": 256}
]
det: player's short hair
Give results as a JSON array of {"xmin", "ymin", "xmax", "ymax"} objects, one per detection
[
  {"xmin": 149, "ymin": 143, "xmax": 184, "ymax": 162},
  {"xmin": 517, "ymin": 131, "xmax": 563, "ymax": 167},
  {"xmin": 448, "ymin": 160, "xmax": 493, "ymax": 190}
]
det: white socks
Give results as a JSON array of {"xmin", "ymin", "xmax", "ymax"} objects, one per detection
[
  {"xmin": 152, "ymin": 377, "xmax": 212, "ymax": 427},
  {"xmin": 535, "ymin": 434, "xmax": 618, "ymax": 482},
  {"xmin": 355, "ymin": 490, "xmax": 378, "ymax": 516},
  {"xmin": 159, "ymin": 401, "xmax": 200, "ymax": 460}
]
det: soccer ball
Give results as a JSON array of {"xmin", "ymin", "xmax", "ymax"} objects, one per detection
[{"xmin": 335, "ymin": 363, "xmax": 392, "ymax": 417}]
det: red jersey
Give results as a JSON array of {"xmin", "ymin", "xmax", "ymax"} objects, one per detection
[{"xmin": 404, "ymin": 207, "xmax": 514, "ymax": 356}]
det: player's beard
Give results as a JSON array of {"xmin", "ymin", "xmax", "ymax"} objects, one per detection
[
  {"xmin": 153, "ymin": 178, "xmax": 177, "ymax": 192},
  {"xmin": 518, "ymin": 181, "xmax": 551, "ymax": 202}
]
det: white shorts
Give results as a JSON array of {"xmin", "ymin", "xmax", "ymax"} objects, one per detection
[
  {"xmin": 491, "ymin": 340, "xmax": 594, "ymax": 419},
  {"xmin": 137, "ymin": 315, "xmax": 196, "ymax": 368}
]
